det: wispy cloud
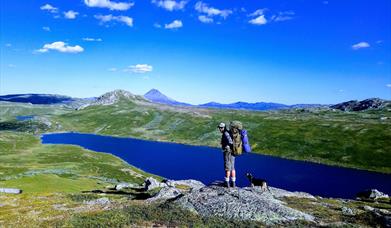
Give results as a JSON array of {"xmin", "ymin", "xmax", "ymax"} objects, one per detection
[
  {"xmin": 198, "ymin": 15, "xmax": 213, "ymax": 23},
  {"xmin": 83, "ymin": 37, "xmax": 103, "ymax": 42},
  {"xmin": 352, "ymin": 42, "xmax": 370, "ymax": 50},
  {"xmin": 152, "ymin": 0, "xmax": 187, "ymax": 11},
  {"xmin": 108, "ymin": 67, "xmax": 118, "ymax": 72},
  {"xmin": 165, "ymin": 20, "xmax": 183, "ymax": 29},
  {"xmin": 7, "ymin": 64, "xmax": 16, "ymax": 68},
  {"xmin": 36, "ymin": 41, "xmax": 84, "ymax": 54},
  {"xmin": 5, "ymin": 43, "xmax": 12, "ymax": 47},
  {"xmin": 386, "ymin": 84, "xmax": 391, "ymax": 88},
  {"xmin": 64, "ymin": 10, "xmax": 79, "ymax": 19},
  {"xmin": 40, "ymin": 4, "xmax": 58, "ymax": 13},
  {"xmin": 272, "ymin": 11, "xmax": 295, "ymax": 22},
  {"xmin": 195, "ymin": 1, "xmax": 232, "ymax": 19},
  {"xmin": 42, "ymin": 26, "xmax": 51, "ymax": 31},
  {"xmin": 84, "ymin": 0, "xmax": 134, "ymax": 11},
  {"xmin": 95, "ymin": 14, "xmax": 133, "ymax": 27},
  {"xmin": 123, "ymin": 64, "xmax": 153, "ymax": 73}
]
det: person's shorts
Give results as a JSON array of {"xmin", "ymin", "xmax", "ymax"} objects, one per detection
[{"xmin": 223, "ymin": 147, "xmax": 235, "ymax": 171}]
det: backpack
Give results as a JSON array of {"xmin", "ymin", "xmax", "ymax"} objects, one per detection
[{"xmin": 230, "ymin": 121, "xmax": 252, "ymax": 155}]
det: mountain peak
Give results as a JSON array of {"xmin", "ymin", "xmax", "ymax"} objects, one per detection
[
  {"xmin": 144, "ymin": 89, "xmax": 175, "ymax": 103},
  {"xmin": 144, "ymin": 89, "xmax": 192, "ymax": 106}
]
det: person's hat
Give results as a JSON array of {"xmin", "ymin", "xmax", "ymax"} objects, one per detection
[{"xmin": 218, "ymin": 122, "xmax": 226, "ymax": 128}]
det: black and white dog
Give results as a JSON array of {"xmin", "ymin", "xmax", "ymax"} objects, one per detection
[{"xmin": 246, "ymin": 173, "xmax": 270, "ymax": 192}]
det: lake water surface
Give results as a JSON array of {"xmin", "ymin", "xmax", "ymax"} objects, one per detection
[{"xmin": 41, "ymin": 132, "xmax": 391, "ymax": 199}]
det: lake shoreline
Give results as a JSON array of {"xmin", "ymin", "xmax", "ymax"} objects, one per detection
[{"xmin": 41, "ymin": 132, "xmax": 391, "ymax": 199}]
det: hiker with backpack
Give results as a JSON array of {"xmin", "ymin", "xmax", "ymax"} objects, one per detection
[{"xmin": 218, "ymin": 121, "xmax": 252, "ymax": 188}]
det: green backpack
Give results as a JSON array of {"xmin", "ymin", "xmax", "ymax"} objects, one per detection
[{"xmin": 230, "ymin": 121, "xmax": 243, "ymax": 156}]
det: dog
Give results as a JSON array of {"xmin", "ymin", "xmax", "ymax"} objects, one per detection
[{"xmin": 246, "ymin": 173, "xmax": 270, "ymax": 192}]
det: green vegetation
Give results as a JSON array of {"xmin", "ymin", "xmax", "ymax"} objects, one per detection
[
  {"xmin": 1, "ymin": 100, "xmax": 390, "ymax": 227},
  {"xmin": 0, "ymin": 131, "xmax": 148, "ymax": 193},
  {"xmin": 50, "ymin": 99, "xmax": 391, "ymax": 173}
]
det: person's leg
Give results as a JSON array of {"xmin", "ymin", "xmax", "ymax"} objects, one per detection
[
  {"xmin": 224, "ymin": 151, "xmax": 230, "ymax": 187},
  {"xmin": 231, "ymin": 156, "xmax": 236, "ymax": 187}
]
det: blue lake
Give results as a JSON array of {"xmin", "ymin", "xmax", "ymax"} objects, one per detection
[
  {"xmin": 16, "ymin": 115, "xmax": 35, "ymax": 121},
  {"xmin": 41, "ymin": 132, "xmax": 391, "ymax": 199}
]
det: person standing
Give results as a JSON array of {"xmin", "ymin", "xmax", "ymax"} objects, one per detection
[{"xmin": 218, "ymin": 122, "xmax": 236, "ymax": 188}]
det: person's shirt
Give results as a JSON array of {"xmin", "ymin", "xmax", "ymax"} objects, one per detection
[{"xmin": 221, "ymin": 129, "xmax": 233, "ymax": 149}]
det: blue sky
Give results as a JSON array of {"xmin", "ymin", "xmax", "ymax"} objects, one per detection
[{"xmin": 0, "ymin": 0, "xmax": 390, "ymax": 105}]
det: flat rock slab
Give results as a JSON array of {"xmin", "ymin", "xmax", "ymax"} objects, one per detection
[
  {"xmin": 0, "ymin": 188, "xmax": 22, "ymax": 194},
  {"xmin": 175, "ymin": 185, "xmax": 315, "ymax": 225}
]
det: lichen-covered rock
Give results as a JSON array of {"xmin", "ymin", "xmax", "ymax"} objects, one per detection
[
  {"xmin": 164, "ymin": 179, "xmax": 205, "ymax": 191},
  {"xmin": 175, "ymin": 185, "xmax": 315, "ymax": 225},
  {"xmin": 115, "ymin": 182, "xmax": 137, "ymax": 190},
  {"xmin": 356, "ymin": 189, "xmax": 389, "ymax": 201}
]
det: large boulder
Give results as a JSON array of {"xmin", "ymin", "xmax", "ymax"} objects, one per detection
[
  {"xmin": 144, "ymin": 177, "xmax": 165, "ymax": 191},
  {"xmin": 175, "ymin": 185, "xmax": 315, "ymax": 225},
  {"xmin": 356, "ymin": 189, "xmax": 389, "ymax": 201}
]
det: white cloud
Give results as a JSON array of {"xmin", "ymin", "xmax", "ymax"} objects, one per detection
[
  {"xmin": 165, "ymin": 20, "xmax": 183, "ymax": 29},
  {"xmin": 36, "ymin": 41, "xmax": 84, "ymax": 53},
  {"xmin": 40, "ymin": 4, "xmax": 58, "ymax": 13},
  {"xmin": 323, "ymin": 1, "xmax": 329, "ymax": 4},
  {"xmin": 64, "ymin": 10, "xmax": 79, "ymax": 19},
  {"xmin": 273, "ymin": 11, "xmax": 295, "ymax": 22},
  {"xmin": 42, "ymin": 26, "xmax": 51, "ymax": 31},
  {"xmin": 249, "ymin": 15, "xmax": 267, "ymax": 25},
  {"xmin": 195, "ymin": 1, "xmax": 232, "ymax": 19},
  {"xmin": 94, "ymin": 14, "xmax": 133, "ymax": 27},
  {"xmin": 124, "ymin": 64, "xmax": 153, "ymax": 73},
  {"xmin": 5, "ymin": 43, "xmax": 12, "ymax": 47},
  {"xmin": 83, "ymin": 37, "xmax": 103, "ymax": 42},
  {"xmin": 152, "ymin": 0, "xmax": 187, "ymax": 11},
  {"xmin": 7, "ymin": 64, "xmax": 16, "ymax": 68},
  {"xmin": 154, "ymin": 23, "xmax": 162, "ymax": 28},
  {"xmin": 108, "ymin": 67, "xmax": 118, "ymax": 72},
  {"xmin": 386, "ymin": 84, "xmax": 391, "ymax": 88},
  {"xmin": 352, "ymin": 42, "xmax": 370, "ymax": 50},
  {"xmin": 198, "ymin": 15, "xmax": 213, "ymax": 23},
  {"xmin": 249, "ymin": 9, "xmax": 267, "ymax": 17},
  {"xmin": 84, "ymin": 0, "xmax": 134, "ymax": 11}
]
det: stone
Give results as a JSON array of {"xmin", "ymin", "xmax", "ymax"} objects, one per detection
[
  {"xmin": 0, "ymin": 188, "xmax": 22, "ymax": 194},
  {"xmin": 356, "ymin": 189, "xmax": 389, "ymax": 201},
  {"xmin": 84, "ymin": 197, "xmax": 110, "ymax": 206},
  {"xmin": 145, "ymin": 177, "xmax": 164, "ymax": 191},
  {"xmin": 363, "ymin": 205, "xmax": 375, "ymax": 212},
  {"xmin": 115, "ymin": 182, "xmax": 137, "ymax": 191},
  {"xmin": 147, "ymin": 186, "xmax": 182, "ymax": 202},
  {"xmin": 341, "ymin": 206, "xmax": 355, "ymax": 216}
]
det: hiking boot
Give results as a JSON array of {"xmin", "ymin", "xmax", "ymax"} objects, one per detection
[
  {"xmin": 231, "ymin": 181, "xmax": 236, "ymax": 188},
  {"xmin": 224, "ymin": 181, "xmax": 230, "ymax": 188}
]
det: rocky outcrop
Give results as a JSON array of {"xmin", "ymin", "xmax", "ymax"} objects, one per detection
[
  {"xmin": 174, "ymin": 184, "xmax": 315, "ymax": 225},
  {"xmin": 330, "ymin": 98, "xmax": 390, "ymax": 111},
  {"xmin": 356, "ymin": 189, "xmax": 390, "ymax": 201},
  {"xmin": 144, "ymin": 178, "xmax": 315, "ymax": 225}
]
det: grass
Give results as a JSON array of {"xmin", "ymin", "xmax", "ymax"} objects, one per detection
[
  {"xmin": 0, "ymin": 131, "xmax": 150, "ymax": 193},
  {"xmin": 49, "ymin": 99, "xmax": 391, "ymax": 173}
]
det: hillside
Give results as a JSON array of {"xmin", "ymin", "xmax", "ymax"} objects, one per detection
[{"xmin": 41, "ymin": 90, "xmax": 391, "ymax": 173}]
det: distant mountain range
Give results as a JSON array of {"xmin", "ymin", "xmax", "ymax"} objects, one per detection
[{"xmin": 1, "ymin": 89, "xmax": 389, "ymax": 112}]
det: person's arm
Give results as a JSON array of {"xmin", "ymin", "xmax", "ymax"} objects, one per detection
[{"xmin": 224, "ymin": 131, "xmax": 233, "ymax": 147}]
